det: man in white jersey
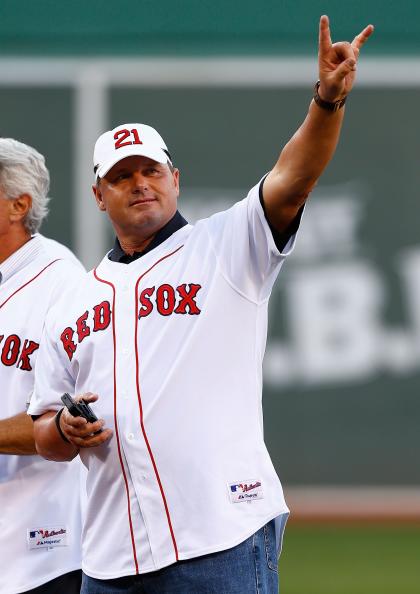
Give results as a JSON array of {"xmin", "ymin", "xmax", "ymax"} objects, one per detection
[
  {"xmin": 30, "ymin": 17, "xmax": 373, "ymax": 594},
  {"xmin": 0, "ymin": 138, "xmax": 85, "ymax": 593},
  {"xmin": 37, "ymin": 233, "xmax": 84, "ymax": 266}
]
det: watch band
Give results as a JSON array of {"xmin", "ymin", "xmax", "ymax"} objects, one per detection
[
  {"xmin": 55, "ymin": 407, "xmax": 71, "ymax": 443},
  {"xmin": 313, "ymin": 80, "xmax": 347, "ymax": 112}
]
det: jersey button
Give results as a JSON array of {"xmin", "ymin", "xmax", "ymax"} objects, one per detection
[
  {"xmin": 127, "ymin": 433, "xmax": 134, "ymax": 441},
  {"xmin": 122, "ymin": 347, "xmax": 129, "ymax": 355}
]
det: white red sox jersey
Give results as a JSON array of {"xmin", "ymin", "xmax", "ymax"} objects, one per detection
[
  {"xmin": 37, "ymin": 232, "xmax": 86, "ymax": 266},
  {"xmin": 0, "ymin": 235, "xmax": 85, "ymax": 594},
  {"xmin": 29, "ymin": 180, "xmax": 299, "ymax": 580}
]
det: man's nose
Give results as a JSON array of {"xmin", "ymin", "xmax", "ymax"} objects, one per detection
[{"xmin": 131, "ymin": 171, "xmax": 147, "ymax": 190}]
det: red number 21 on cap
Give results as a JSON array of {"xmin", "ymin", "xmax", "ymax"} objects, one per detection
[{"xmin": 114, "ymin": 128, "xmax": 143, "ymax": 149}]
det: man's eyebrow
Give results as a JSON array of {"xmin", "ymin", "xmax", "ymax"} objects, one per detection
[
  {"xmin": 110, "ymin": 160, "xmax": 161, "ymax": 175},
  {"xmin": 111, "ymin": 166, "xmax": 130, "ymax": 174}
]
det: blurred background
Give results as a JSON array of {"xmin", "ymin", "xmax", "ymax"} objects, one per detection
[{"xmin": 1, "ymin": 1, "xmax": 418, "ymax": 591}]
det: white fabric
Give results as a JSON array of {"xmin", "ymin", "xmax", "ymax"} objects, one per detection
[
  {"xmin": 0, "ymin": 235, "xmax": 45, "ymax": 285},
  {"xmin": 0, "ymin": 236, "xmax": 85, "ymax": 593},
  {"xmin": 30, "ymin": 182, "xmax": 299, "ymax": 579},
  {"xmin": 94, "ymin": 123, "xmax": 171, "ymax": 178},
  {"xmin": 36, "ymin": 233, "xmax": 84, "ymax": 269}
]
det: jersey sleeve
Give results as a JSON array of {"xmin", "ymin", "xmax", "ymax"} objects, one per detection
[
  {"xmin": 27, "ymin": 261, "xmax": 84, "ymax": 416},
  {"xmin": 203, "ymin": 177, "xmax": 302, "ymax": 302},
  {"xmin": 43, "ymin": 259, "xmax": 86, "ymax": 309},
  {"xmin": 28, "ymin": 314, "xmax": 76, "ymax": 415}
]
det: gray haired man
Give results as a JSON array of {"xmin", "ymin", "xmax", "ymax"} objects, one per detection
[{"xmin": 0, "ymin": 138, "xmax": 85, "ymax": 593}]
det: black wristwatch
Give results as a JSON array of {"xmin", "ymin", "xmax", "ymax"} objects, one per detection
[{"xmin": 313, "ymin": 80, "xmax": 347, "ymax": 112}]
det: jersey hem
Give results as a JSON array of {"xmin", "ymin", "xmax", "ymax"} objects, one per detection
[
  {"xmin": 27, "ymin": 404, "xmax": 60, "ymax": 415},
  {"xmin": 7, "ymin": 563, "xmax": 81, "ymax": 594},
  {"xmin": 81, "ymin": 507, "xmax": 289, "ymax": 580}
]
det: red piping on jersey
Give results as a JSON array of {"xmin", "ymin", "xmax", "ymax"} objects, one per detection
[
  {"xmin": 134, "ymin": 245, "xmax": 184, "ymax": 561},
  {"xmin": 93, "ymin": 269, "xmax": 140, "ymax": 575},
  {"xmin": 0, "ymin": 259, "xmax": 61, "ymax": 310}
]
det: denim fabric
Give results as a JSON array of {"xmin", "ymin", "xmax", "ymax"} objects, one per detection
[{"xmin": 81, "ymin": 519, "xmax": 282, "ymax": 594}]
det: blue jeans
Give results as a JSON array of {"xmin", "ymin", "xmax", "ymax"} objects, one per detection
[{"xmin": 81, "ymin": 519, "xmax": 281, "ymax": 593}]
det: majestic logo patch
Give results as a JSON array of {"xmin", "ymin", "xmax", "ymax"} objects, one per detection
[
  {"xmin": 27, "ymin": 525, "xmax": 69, "ymax": 550},
  {"xmin": 229, "ymin": 480, "xmax": 263, "ymax": 503}
]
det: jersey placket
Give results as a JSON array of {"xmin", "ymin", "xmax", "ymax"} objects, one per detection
[{"xmin": 114, "ymin": 263, "xmax": 178, "ymax": 571}]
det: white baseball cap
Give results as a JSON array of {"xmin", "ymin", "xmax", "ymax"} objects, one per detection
[{"xmin": 93, "ymin": 123, "xmax": 172, "ymax": 179}]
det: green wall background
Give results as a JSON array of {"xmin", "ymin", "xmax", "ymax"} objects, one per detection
[
  {"xmin": 0, "ymin": 1, "xmax": 419, "ymax": 488},
  {"xmin": 0, "ymin": 0, "xmax": 419, "ymax": 55}
]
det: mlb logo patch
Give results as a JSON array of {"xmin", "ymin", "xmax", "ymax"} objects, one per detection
[
  {"xmin": 228, "ymin": 479, "xmax": 263, "ymax": 503},
  {"xmin": 27, "ymin": 525, "xmax": 68, "ymax": 550}
]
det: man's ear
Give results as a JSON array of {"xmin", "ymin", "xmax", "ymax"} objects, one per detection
[
  {"xmin": 92, "ymin": 183, "xmax": 106, "ymax": 212},
  {"xmin": 9, "ymin": 194, "xmax": 32, "ymax": 223},
  {"xmin": 172, "ymin": 168, "xmax": 180, "ymax": 196}
]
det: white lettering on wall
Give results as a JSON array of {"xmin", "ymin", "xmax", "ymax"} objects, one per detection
[{"xmin": 183, "ymin": 184, "xmax": 420, "ymax": 387}]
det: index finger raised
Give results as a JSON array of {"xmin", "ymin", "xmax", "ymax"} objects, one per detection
[
  {"xmin": 352, "ymin": 24, "xmax": 374, "ymax": 51},
  {"xmin": 319, "ymin": 15, "xmax": 332, "ymax": 55}
]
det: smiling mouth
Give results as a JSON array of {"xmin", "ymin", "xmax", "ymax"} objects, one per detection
[{"xmin": 130, "ymin": 198, "xmax": 157, "ymax": 206}]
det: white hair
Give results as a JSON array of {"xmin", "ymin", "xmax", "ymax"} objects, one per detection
[{"xmin": 0, "ymin": 138, "xmax": 50, "ymax": 234}]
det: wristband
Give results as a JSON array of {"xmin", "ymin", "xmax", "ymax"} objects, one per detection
[
  {"xmin": 55, "ymin": 408, "xmax": 71, "ymax": 443},
  {"xmin": 313, "ymin": 80, "xmax": 347, "ymax": 112}
]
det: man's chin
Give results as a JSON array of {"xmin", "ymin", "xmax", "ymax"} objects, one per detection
[{"xmin": 129, "ymin": 211, "xmax": 171, "ymax": 234}]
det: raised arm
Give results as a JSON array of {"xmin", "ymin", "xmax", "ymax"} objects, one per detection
[{"xmin": 263, "ymin": 15, "xmax": 374, "ymax": 232}]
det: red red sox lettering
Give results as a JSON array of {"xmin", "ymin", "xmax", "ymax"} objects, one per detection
[
  {"xmin": 139, "ymin": 283, "xmax": 201, "ymax": 317},
  {"xmin": 60, "ymin": 284, "xmax": 202, "ymax": 361},
  {"xmin": 61, "ymin": 300, "xmax": 112, "ymax": 361},
  {"xmin": 0, "ymin": 334, "xmax": 39, "ymax": 371}
]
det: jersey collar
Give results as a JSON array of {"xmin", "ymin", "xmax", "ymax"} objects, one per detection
[
  {"xmin": 0, "ymin": 235, "xmax": 45, "ymax": 285},
  {"xmin": 108, "ymin": 210, "xmax": 188, "ymax": 264}
]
